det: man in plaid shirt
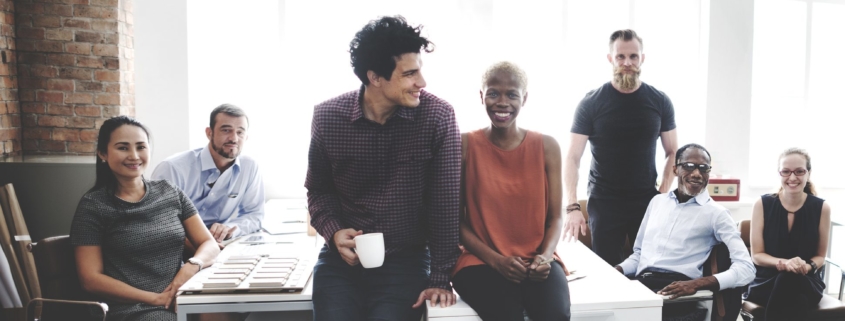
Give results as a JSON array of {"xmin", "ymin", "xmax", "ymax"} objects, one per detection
[{"xmin": 305, "ymin": 15, "xmax": 461, "ymax": 321}]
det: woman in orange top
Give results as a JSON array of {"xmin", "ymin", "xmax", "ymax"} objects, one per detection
[{"xmin": 451, "ymin": 62, "xmax": 571, "ymax": 321}]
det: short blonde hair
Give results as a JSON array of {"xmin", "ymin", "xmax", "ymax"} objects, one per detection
[{"xmin": 481, "ymin": 61, "xmax": 528, "ymax": 93}]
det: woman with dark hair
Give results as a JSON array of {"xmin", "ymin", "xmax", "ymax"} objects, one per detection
[
  {"xmin": 745, "ymin": 148, "xmax": 832, "ymax": 321},
  {"xmin": 71, "ymin": 116, "xmax": 219, "ymax": 321}
]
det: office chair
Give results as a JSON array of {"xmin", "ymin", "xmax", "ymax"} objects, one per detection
[
  {"xmin": 738, "ymin": 220, "xmax": 845, "ymax": 321},
  {"xmin": 26, "ymin": 236, "xmax": 108, "ymax": 321}
]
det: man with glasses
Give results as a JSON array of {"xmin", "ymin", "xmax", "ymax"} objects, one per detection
[
  {"xmin": 614, "ymin": 143, "xmax": 754, "ymax": 319},
  {"xmin": 564, "ymin": 29, "xmax": 678, "ymax": 267}
]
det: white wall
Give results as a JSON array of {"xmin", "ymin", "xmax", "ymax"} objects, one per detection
[{"xmin": 134, "ymin": 0, "xmax": 190, "ymax": 174}]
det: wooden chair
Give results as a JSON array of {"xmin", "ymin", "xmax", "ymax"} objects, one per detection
[
  {"xmin": 26, "ymin": 236, "xmax": 107, "ymax": 321},
  {"xmin": 738, "ymin": 219, "xmax": 845, "ymax": 320}
]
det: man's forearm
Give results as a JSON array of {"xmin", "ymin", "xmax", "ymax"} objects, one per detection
[{"xmin": 693, "ymin": 275, "xmax": 720, "ymax": 292}]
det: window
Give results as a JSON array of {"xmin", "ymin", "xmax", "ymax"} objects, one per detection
[
  {"xmin": 750, "ymin": 0, "xmax": 845, "ymax": 189},
  {"xmin": 186, "ymin": 0, "xmax": 709, "ymax": 197}
]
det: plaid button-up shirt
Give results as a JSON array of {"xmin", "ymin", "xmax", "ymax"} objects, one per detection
[{"xmin": 305, "ymin": 86, "xmax": 461, "ymax": 290}]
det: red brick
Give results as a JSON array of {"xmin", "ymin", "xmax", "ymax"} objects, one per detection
[
  {"xmin": 9, "ymin": 114, "xmax": 21, "ymax": 127},
  {"xmin": 16, "ymin": 39, "xmax": 38, "ymax": 51},
  {"xmin": 91, "ymin": 20, "xmax": 116, "ymax": 32},
  {"xmin": 67, "ymin": 116, "xmax": 95, "ymax": 128},
  {"xmin": 18, "ymin": 52, "xmax": 46, "ymax": 64},
  {"xmin": 22, "ymin": 114, "xmax": 38, "ymax": 127},
  {"xmin": 45, "ymin": 29, "xmax": 73, "ymax": 41},
  {"xmin": 0, "ymin": 89, "xmax": 15, "ymax": 101},
  {"xmin": 22, "ymin": 139, "xmax": 38, "ymax": 151},
  {"xmin": 76, "ymin": 80, "xmax": 102, "ymax": 91},
  {"xmin": 68, "ymin": 141, "xmax": 95, "ymax": 153},
  {"xmin": 52, "ymin": 128, "xmax": 79, "ymax": 141},
  {"xmin": 17, "ymin": 27, "xmax": 45, "ymax": 40},
  {"xmin": 76, "ymin": 56, "xmax": 103, "ymax": 68},
  {"xmin": 39, "ymin": 115, "xmax": 67, "ymax": 127},
  {"xmin": 75, "ymin": 5, "xmax": 117, "ymax": 19},
  {"xmin": 103, "ymin": 82, "xmax": 118, "ymax": 93},
  {"xmin": 59, "ymin": 67, "xmax": 91, "ymax": 80},
  {"xmin": 16, "ymin": 3, "xmax": 44, "ymax": 15},
  {"xmin": 19, "ymin": 90, "xmax": 36, "ymax": 102},
  {"xmin": 31, "ymin": 65, "xmax": 58, "ymax": 78},
  {"xmin": 47, "ymin": 79, "xmax": 75, "ymax": 91},
  {"xmin": 37, "ymin": 91, "xmax": 64, "ymax": 103},
  {"xmin": 21, "ymin": 103, "xmax": 46, "ymax": 114},
  {"xmin": 90, "ymin": 0, "xmax": 118, "ymax": 6},
  {"xmin": 0, "ymin": 102, "xmax": 6, "ymax": 114},
  {"xmin": 40, "ymin": 41, "xmax": 65, "ymax": 53},
  {"xmin": 0, "ymin": 76, "xmax": 16, "ymax": 88},
  {"xmin": 102, "ymin": 105, "xmax": 119, "ymax": 117},
  {"xmin": 92, "ymin": 44, "xmax": 117, "ymax": 57},
  {"xmin": 74, "ymin": 106, "xmax": 100, "ymax": 117},
  {"xmin": 32, "ymin": 16, "xmax": 61, "ymax": 28},
  {"xmin": 104, "ymin": 57, "xmax": 118, "ymax": 69},
  {"xmin": 56, "ymin": 0, "xmax": 91, "ymax": 5},
  {"xmin": 102, "ymin": 33, "xmax": 118, "ymax": 44},
  {"xmin": 65, "ymin": 92, "xmax": 93, "ymax": 104},
  {"xmin": 0, "ymin": 64, "xmax": 12, "ymax": 76},
  {"xmin": 0, "ymin": 129, "xmax": 14, "ymax": 141},
  {"xmin": 80, "ymin": 128, "xmax": 98, "ymax": 141},
  {"xmin": 24, "ymin": 128, "xmax": 51, "ymax": 140},
  {"xmin": 64, "ymin": 42, "xmax": 91, "ymax": 55},
  {"xmin": 74, "ymin": 30, "xmax": 102, "ymax": 43},
  {"xmin": 6, "ymin": 102, "xmax": 20, "ymax": 114},
  {"xmin": 44, "ymin": 4, "xmax": 74, "ymax": 17},
  {"xmin": 39, "ymin": 140, "xmax": 66, "ymax": 151},
  {"xmin": 46, "ymin": 104, "xmax": 74, "ymax": 115},
  {"xmin": 18, "ymin": 77, "xmax": 47, "ymax": 89},
  {"xmin": 62, "ymin": 18, "xmax": 91, "ymax": 29},
  {"xmin": 94, "ymin": 93, "xmax": 118, "ymax": 105},
  {"xmin": 46, "ymin": 53, "xmax": 76, "ymax": 66},
  {"xmin": 94, "ymin": 69, "xmax": 118, "ymax": 81}
]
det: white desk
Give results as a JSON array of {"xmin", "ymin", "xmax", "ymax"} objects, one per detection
[
  {"xmin": 426, "ymin": 241, "xmax": 664, "ymax": 321},
  {"xmin": 175, "ymin": 234, "xmax": 322, "ymax": 321}
]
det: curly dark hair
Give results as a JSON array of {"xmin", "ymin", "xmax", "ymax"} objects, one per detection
[{"xmin": 349, "ymin": 15, "xmax": 434, "ymax": 85}]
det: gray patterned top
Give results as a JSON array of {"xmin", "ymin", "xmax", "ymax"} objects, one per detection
[{"xmin": 71, "ymin": 179, "xmax": 197, "ymax": 321}]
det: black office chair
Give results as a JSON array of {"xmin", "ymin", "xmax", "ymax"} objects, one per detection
[
  {"xmin": 738, "ymin": 220, "xmax": 845, "ymax": 321},
  {"xmin": 27, "ymin": 235, "xmax": 108, "ymax": 321}
]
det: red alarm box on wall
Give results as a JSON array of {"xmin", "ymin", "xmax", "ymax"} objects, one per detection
[{"xmin": 708, "ymin": 177, "xmax": 740, "ymax": 201}]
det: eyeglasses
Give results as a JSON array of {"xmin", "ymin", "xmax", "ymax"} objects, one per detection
[
  {"xmin": 677, "ymin": 162, "xmax": 712, "ymax": 173},
  {"xmin": 779, "ymin": 169, "xmax": 807, "ymax": 177}
]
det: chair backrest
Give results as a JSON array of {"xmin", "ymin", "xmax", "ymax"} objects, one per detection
[
  {"xmin": 739, "ymin": 220, "xmax": 751, "ymax": 252},
  {"xmin": 29, "ymin": 236, "xmax": 90, "ymax": 301}
]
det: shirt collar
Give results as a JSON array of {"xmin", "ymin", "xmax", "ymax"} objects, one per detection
[
  {"xmin": 200, "ymin": 145, "xmax": 240, "ymax": 172},
  {"xmin": 669, "ymin": 188, "xmax": 712, "ymax": 205},
  {"xmin": 350, "ymin": 85, "xmax": 415, "ymax": 123}
]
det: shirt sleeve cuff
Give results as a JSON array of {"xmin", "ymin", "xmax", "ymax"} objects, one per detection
[
  {"xmin": 427, "ymin": 271, "xmax": 453, "ymax": 291},
  {"xmin": 713, "ymin": 271, "xmax": 736, "ymax": 291},
  {"xmin": 317, "ymin": 219, "xmax": 345, "ymax": 250},
  {"xmin": 618, "ymin": 260, "xmax": 637, "ymax": 276}
]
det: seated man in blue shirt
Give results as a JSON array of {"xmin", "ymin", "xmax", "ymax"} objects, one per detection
[
  {"xmin": 615, "ymin": 143, "xmax": 754, "ymax": 318},
  {"xmin": 152, "ymin": 104, "xmax": 264, "ymax": 244}
]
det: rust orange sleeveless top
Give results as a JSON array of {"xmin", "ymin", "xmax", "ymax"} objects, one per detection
[{"xmin": 453, "ymin": 129, "xmax": 562, "ymax": 275}]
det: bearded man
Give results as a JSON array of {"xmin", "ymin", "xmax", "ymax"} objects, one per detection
[
  {"xmin": 153, "ymin": 103, "xmax": 265, "ymax": 245},
  {"xmin": 562, "ymin": 29, "xmax": 679, "ymax": 267}
]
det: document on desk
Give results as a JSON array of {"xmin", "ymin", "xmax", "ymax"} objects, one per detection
[{"xmin": 263, "ymin": 199, "xmax": 309, "ymax": 235}]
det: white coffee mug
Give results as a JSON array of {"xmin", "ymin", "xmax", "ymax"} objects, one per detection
[{"xmin": 354, "ymin": 233, "xmax": 385, "ymax": 268}]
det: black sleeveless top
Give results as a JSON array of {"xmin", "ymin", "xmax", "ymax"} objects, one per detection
[{"xmin": 753, "ymin": 193, "xmax": 825, "ymax": 283}]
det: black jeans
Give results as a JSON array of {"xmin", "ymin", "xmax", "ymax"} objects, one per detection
[
  {"xmin": 630, "ymin": 270, "xmax": 704, "ymax": 319},
  {"xmin": 452, "ymin": 262, "xmax": 571, "ymax": 321},
  {"xmin": 587, "ymin": 193, "xmax": 657, "ymax": 266}
]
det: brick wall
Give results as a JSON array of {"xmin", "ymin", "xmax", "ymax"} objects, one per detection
[
  {"xmin": 0, "ymin": 0, "xmax": 20, "ymax": 157},
  {"xmin": 15, "ymin": 0, "xmax": 133, "ymax": 155}
]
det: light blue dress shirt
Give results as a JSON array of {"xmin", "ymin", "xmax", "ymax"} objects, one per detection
[
  {"xmin": 618, "ymin": 190, "xmax": 755, "ymax": 290},
  {"xmin": 152, "ymin": 146, "xmax": 265, "ymax": 237}
]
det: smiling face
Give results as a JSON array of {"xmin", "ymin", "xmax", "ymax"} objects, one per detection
[
  {"xmin": 779, "ymin": 153, "xmax": 810, "ymax": 194},
  {"xmin": 674, "ymin": 147, "xmax": 711, "ymax": 197},
  {"xmin": 206, "ymin": 113, "xmax": 248, "ymax": 160},
  {"xmin": 378, "ymin": 52, "xmax": 427, "ymax": 108},
  {"xmin": 98, "ymin": 124, "xmax": 149, "ymax": 181},
  {"xmin": 481, "ymin": 71, "xmax": 527, "ymax": 129}
]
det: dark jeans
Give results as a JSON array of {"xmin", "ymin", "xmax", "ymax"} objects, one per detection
[
  {"xmin": 745, "ymin": 272, "xmax": 824, "ymax": 321},
  {"xmin": 588, "ymin": 193, "xmax": 656, "ymax": 266},
  {"xmin": 630, "ymin": 270, "xmax": 704, "ymax": 319},
  {"xmin": 451, "ymin": 262, "xmax": 571, "ymax": 321},
  {"xmin": 311, "ymin": 245, "xmax": 429, "ymax": 321}
]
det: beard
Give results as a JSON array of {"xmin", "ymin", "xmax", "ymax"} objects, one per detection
[
  {"xmin": 612, "ymin": 65, "xmax": 641, "ymax": 91},
  {"xmin": 211, "ymin": 136, "xmax": 239, "ymax": 159}
]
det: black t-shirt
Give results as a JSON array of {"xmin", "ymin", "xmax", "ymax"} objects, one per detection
[{"xmin": 571, "ymin": 82, "xmax": 676, "ymax": 198}]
